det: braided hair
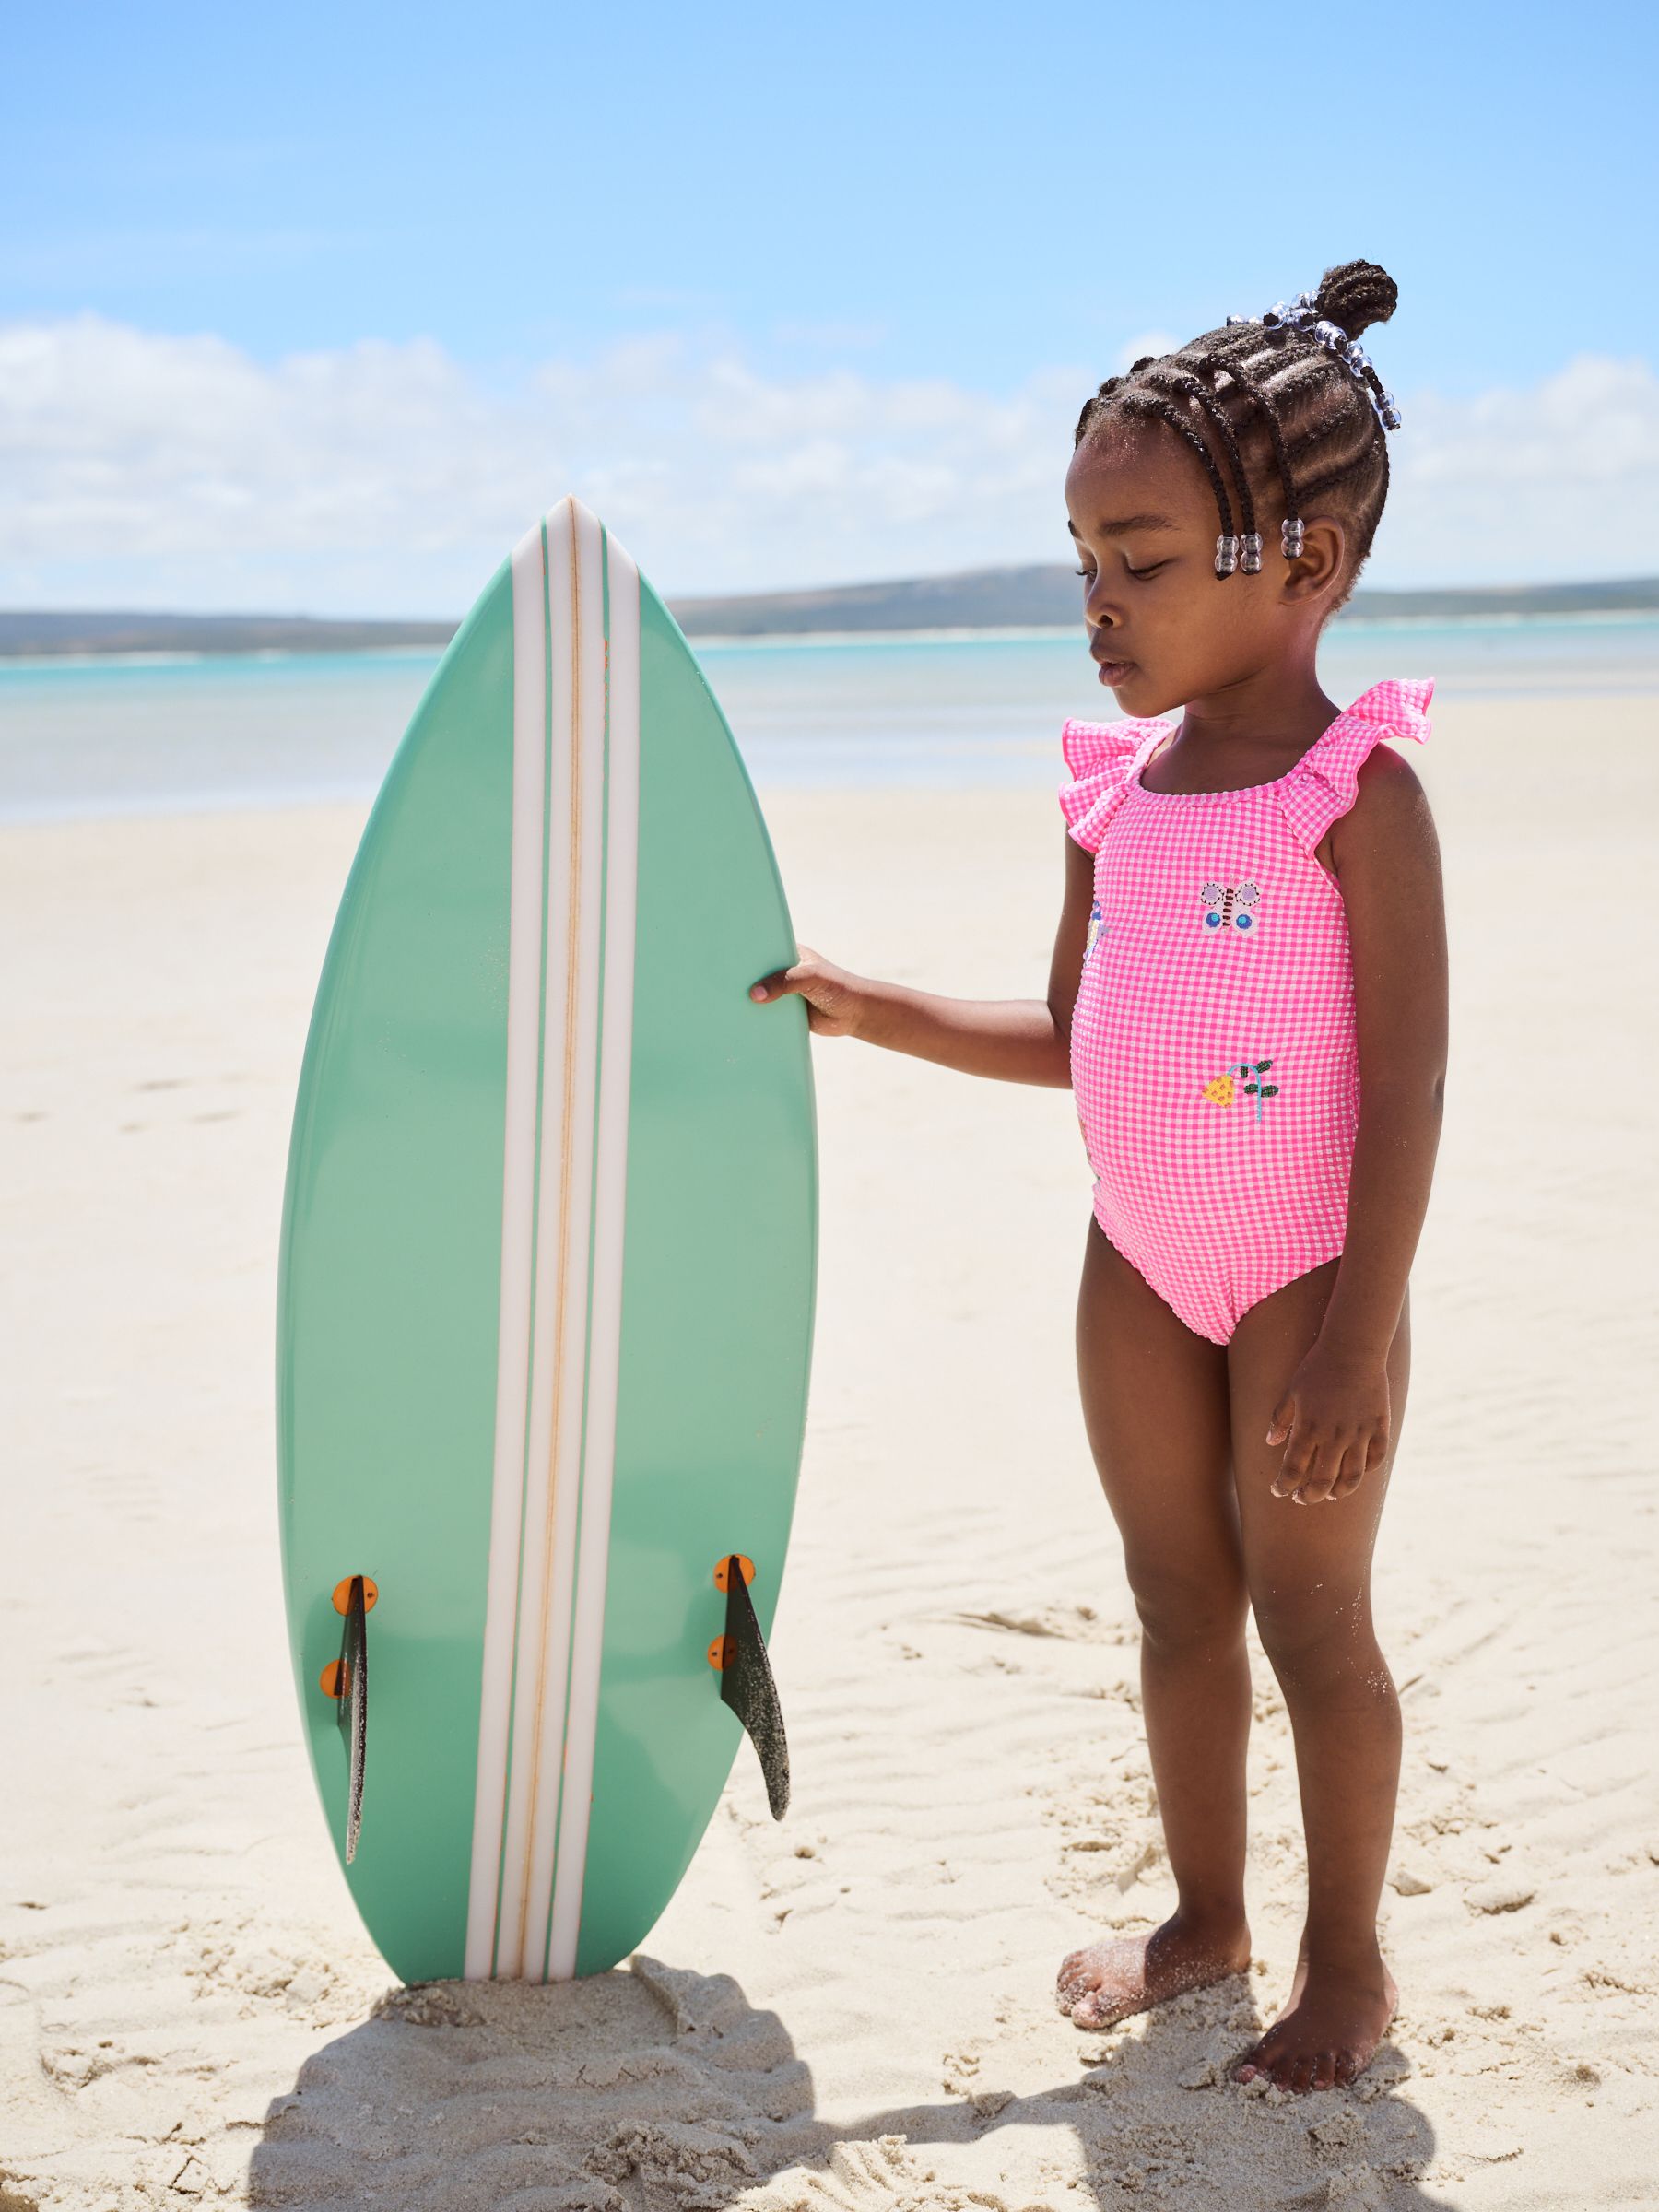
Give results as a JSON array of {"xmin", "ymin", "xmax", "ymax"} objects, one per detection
[{"xmin": 1074, "ymin": 260, "xmax": 1399, "ymax": 597}]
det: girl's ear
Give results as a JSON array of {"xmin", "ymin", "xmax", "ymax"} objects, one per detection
[{"xmin": 1282, "ymin": 516, "xmax": 1347, "ymax": 605}]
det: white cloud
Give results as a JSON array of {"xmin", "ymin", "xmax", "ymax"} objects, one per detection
[
  {"xmin": 1380, "ymin": 354, "xmax": 1659, "ymax": 585},
  {"xmin": 1113, "ymin": 330, "xmax": 1183, "ymax": 374},
  {"xmin": 1, "ymin": 316, "xmax": 1654, "ymax": 613}
]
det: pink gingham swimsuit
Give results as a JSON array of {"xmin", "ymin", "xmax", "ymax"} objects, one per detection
[{"xmin": 1059, "ymin": 677, "xmax": 1434, "ymax": 1346}]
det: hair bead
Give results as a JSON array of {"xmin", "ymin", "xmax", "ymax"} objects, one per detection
[
  {"xmin": 1239, "ymin": 531, "xmax": 1264, "ymax": 574},
  {"xmin": 1215, "ymin": 534, "xmax": 1240, "ymax": 578},
  {"xmin": 1196, "ymin": 347, "xmax": 1300, "ymax": 565},
  {"xmin": 1281, "ymin": 517, "xmax": 1306, "ymax": 559}
]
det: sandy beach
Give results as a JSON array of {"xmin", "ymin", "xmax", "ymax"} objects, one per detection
[{"xmin": 2, "ymin": 690, "xmax": 1655, "ymax": 2210}]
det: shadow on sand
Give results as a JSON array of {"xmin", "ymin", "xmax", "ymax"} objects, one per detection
[{"xmin": 248, "ymin": 1955, "xmax": 1450, "ymax": 2210}]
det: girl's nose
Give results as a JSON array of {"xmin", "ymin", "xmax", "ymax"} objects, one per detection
[{"xmin": 1084, "ymin": 577, "xmax": 1122, "ymax": 629}]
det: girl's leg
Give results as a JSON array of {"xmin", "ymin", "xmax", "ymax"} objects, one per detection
[
  {"xmin": 1226, "ymin": 1264, "xmax": 1412, "ymax": 2091},
  {"xmin": 1057, "ymin": 1219, "xmax": 1254, "ymax": 2030}
]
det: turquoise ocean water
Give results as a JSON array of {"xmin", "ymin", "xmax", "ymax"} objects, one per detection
[{"xmin": 3, "ymin": 615, "xmax": 1656, "ymax": 825}]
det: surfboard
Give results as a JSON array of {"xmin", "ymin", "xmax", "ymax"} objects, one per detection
[{"xmin": 276, "ymin": 497, "xmax": 818, "ymax": 1985}]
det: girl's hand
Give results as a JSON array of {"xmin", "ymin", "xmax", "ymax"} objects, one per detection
[
  {"xmin": 1265, "ymin": 1342, "xmax": 1392, "ymax": 1506},
  {"xmin": 748, "ymin": 945, "xmax": 867, "ymax": 1037}
]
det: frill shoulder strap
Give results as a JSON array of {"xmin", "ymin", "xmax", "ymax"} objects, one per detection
[
  {"xmin": 1275, "ymin": 678, "xmax": 1434, "ymax": 857},
  {"xmin": 1058, "ymin": 715, "xmax": 1174, "ymax": 853}
]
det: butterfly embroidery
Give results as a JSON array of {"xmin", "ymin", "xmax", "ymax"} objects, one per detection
[{"xmin": 1200, "ymin": 879, "xmax": 1261, "ymax": 935}]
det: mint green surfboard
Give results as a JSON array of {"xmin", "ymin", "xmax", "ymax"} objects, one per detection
[{"xmin": 276, "ymin": 498, "xmax": 817, "ymax": 1983}]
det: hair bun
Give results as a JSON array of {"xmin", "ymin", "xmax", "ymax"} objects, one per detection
[{"xmin": 1312, "ymin": 259, "xmax": 1398, "ymax": 339}]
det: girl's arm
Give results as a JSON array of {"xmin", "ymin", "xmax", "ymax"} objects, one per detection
[
  {"xmin": 1320, "ymin": 750, "xmax": 1450, "ymax": 1355},
  {"xmin": 1269, "ymin": 747, "xmax": 1449, "ymax": 1502},
  {"xmin": 747, "ymin": 833, "xmax": 1097, "ymax": 1088}
]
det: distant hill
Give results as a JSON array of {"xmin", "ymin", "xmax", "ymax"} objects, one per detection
[
  {"xmin": 670, "ymin": 570, "xmax": 1659, "ymax": 636},
  {"xmin": 4, "ymin": 571, "xmax": 1658, "ymax": 658},
  {"xmin": 0, "ymin": 609, "xmax": 456, "ymax": 657},
  {"xmin": 672, "ymin": 565, "xmax": 1086, "ymax": 636}
]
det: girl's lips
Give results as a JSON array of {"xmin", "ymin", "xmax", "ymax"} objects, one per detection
[{"xmin": 1094, "ymin": 658, "xmax": 1135, "ymax": 685}]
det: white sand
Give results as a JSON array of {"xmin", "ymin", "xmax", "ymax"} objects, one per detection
[{"xmin": 2, "ymin": 694, "xmax": 1656, "ymax": 2209}]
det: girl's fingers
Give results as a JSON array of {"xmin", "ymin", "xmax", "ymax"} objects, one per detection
[
  {"xmin": 1290, "ymin": 1445, "xmax": 1342, "ymax": 1506},
  {"xmin": 1270, "ymin": 1440, "xmax": 1315, "ymax": 1500},
  {"xmin": 1310, "ymin": 1444, "xmax": 1361, "ymax": 1505},
  {"xmin": 748, "ymin": 964, "xmax": 801, "ymax": 1003},
  {"xmin": 750, "ymin": 943, "xmax": 818, "ymax": 1002},
  {"xmin": 1271, "ymin": 1402, "xmax": 1390, "ymax": 1502},
  {"xmin": 1324, "ymin": 1430, "xmax": 1384, "ymax": 1503},
  {"xmin": 748, "ymin": 953, "xmax": 863, "ymax": 1039},
  {"xmin": 1305, "ymin": 1433, "xmax": 1382, "ymax": 1504},
  {"xmin": 1330, "ymin": 1441, "xmax": 1371, "ymax": 1500},
  {"xmin": 1266, "ymin": 1393, "xmax": 1306, "ymax": 1497},
  {"xmin": 1285, "ymin": 1431, "xmax": 1363, "ymax": 1504}
]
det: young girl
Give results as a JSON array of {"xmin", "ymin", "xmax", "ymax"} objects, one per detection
[{"xmin": 749, "ymin": 259, "xmax": 1447, "ymax": 2097}]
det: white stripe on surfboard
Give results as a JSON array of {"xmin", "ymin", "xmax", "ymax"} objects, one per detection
[
  {"xmin": 465, "ymin": 496, "xmax": 633, "ymax": 1981},
  {"xmin": 521, "ymin": 501, "xmax": 608, "ymax": 1980},
  {"xmin": 495, "ymin": 504, "xmax": 582, "ymax": 1976},
  {"xmin": 464, "ymin": 522, "xmax": 551, "ymax": 1981},
  {"xmin": 547, "ymin": 528, "xmax": 639, "ymax": 1981}
]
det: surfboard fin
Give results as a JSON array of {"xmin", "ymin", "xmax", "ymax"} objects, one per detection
[
  {"xmin": 335, "ymin": 1573, "xmax": 369, "ymax": 1863},
  {"xmin": 717, "ymin": 1554, "xmax": 790, "ymax": 1819}
]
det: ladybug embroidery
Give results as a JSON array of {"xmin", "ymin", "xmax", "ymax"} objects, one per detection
[{"xmin": 1200, "ymin": 879, "xmax": 1261, "ymax": 935}]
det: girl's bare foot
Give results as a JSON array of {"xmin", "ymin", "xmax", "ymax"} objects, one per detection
[
  {"xmin": 1232, "ymin": 1950, "xmax": 1398, "ymax": 2093},
  {"xmin": 1055, "ymin": 1911, "xmax": 1252, "ymax": 2030}
]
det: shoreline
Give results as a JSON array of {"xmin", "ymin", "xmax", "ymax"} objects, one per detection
[{"xmin": 7, "ymin": 604, "xmax": 1659, "ymax": 667}]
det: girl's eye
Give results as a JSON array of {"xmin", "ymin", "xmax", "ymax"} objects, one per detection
[
  {"xmin": 1073, "ymin": 567, "xmax": 1095, "ymax": 581},
  {"xmin": 1126, "ymin": 561, "xmax": 1168, "ymax": 580}
]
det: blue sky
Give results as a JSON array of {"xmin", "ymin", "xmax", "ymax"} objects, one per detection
[{"xmin": 5, "ymin": 1, "xmax": 1657, "ymax": 608}]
